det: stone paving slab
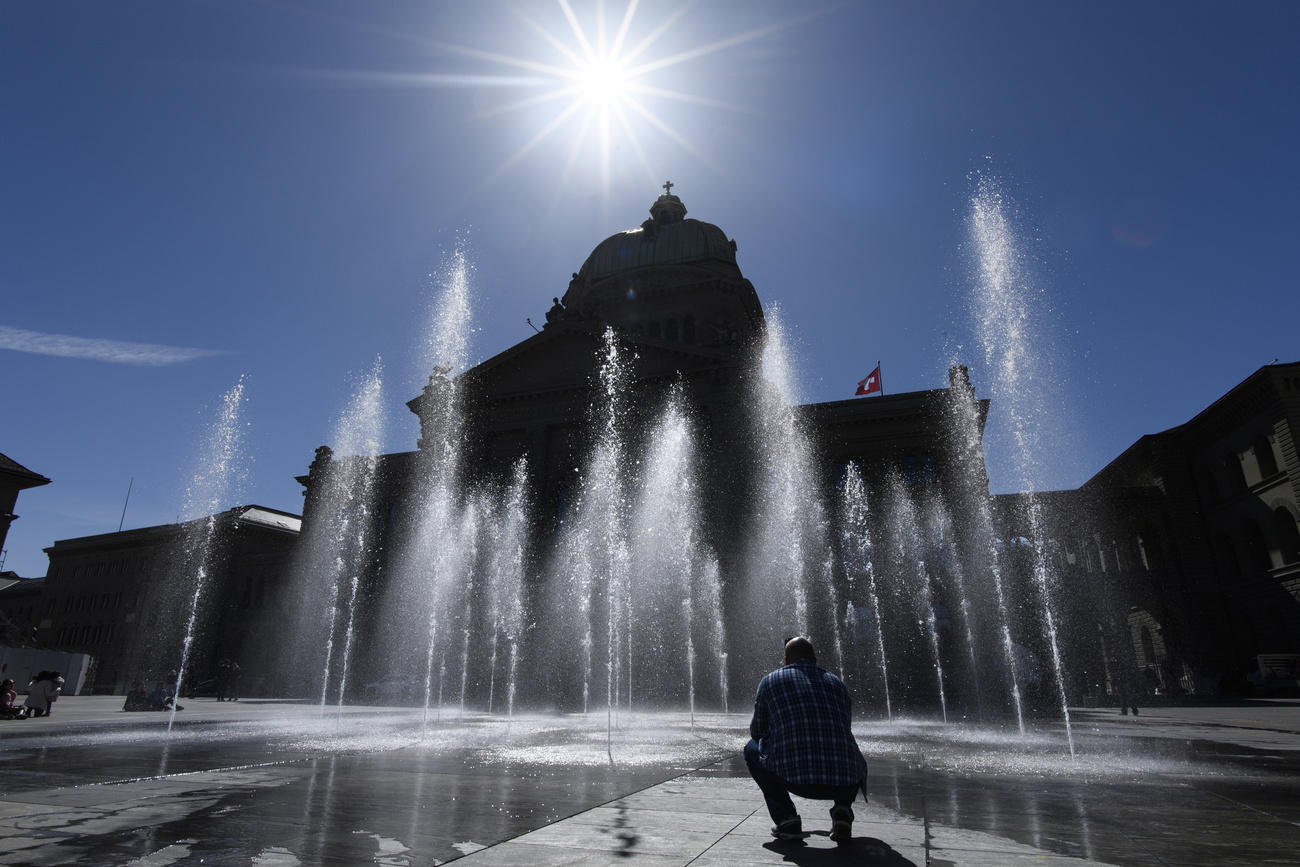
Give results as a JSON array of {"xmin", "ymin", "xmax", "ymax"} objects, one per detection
[
  {"xmin": 451, "ymin": 841, "xmax": 687, "ymax": 865},
  {"xmin": 453, "ymin": 777, "xmax": 1133, "ymax": 866},
  {"xmin": 691, "ymin": 833, "xmax": 927, "ymax": 865}
]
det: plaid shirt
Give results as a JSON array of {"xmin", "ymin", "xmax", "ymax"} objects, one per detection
[{"xmin": 750, "ymin": 659, "xmax": 866, "ymax": 787}]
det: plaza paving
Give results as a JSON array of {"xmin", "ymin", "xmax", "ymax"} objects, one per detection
[{"xmin": 0, "ymin": 697, "xmax": 1297, "ymax": 865}]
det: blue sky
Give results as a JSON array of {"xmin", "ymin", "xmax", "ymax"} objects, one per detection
[{"xmin": 2, "ymin": 1, "xmax": 1297, "ymax": 577}]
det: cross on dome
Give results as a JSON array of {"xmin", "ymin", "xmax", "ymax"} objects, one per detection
[{"xmin": 662, "ymin": 180, "xmax": 674, "ymax": 195}]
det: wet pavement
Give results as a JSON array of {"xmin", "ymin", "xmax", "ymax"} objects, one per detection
[{"xmin": 0, "ymin": 698, "xmax": 1297, "ymax": 865}]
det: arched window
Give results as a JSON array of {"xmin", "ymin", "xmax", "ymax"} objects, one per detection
[
  {"xmin": 1214, "ymin": 534, "xmax": 1240, "ymax": 580},
  {"xmin": 648, "ymin": 321, "xmax": 661, "ymax": 339},
  {"xmin": 682, "ymin": 316, "xmax": 696, "ymax": 345},
  {"xmin": 1274, "ymin": 507, "xmax": 1300, "ymax": 565},
  {"xmin": 1140, "ymin": 625, "xmax": 1158, "ymax": 666},
  {"xmin": 1198, "ymin": 467, "xmax": 1219, "ymax": 506},
  {"xmin": 1138, "ymin": 524, "xmax": 1165, "ymax": 571},
  {"xmin": 1224, "ymin": 453, "xmax": 1247, "ymax": 493},
  {"xmin": 921, "ymin": 455, "xmax": 938, "ymax": 484},
  {"xmin": 1255, "ymin": 434, "xmax": 1279, "ymax": 479},
  {"xmin": 902, "ymin": 455, "xmax": 919, "ymax": 485},
  {"xmin": 1271, "ymin": 610, "xmax": 1291, "ymax": 649},
  {"xmin": 554, "ymin": 482, "xmax": 571, "ymax": 517},
  {"xmin": 1242, "ymin": 519, "xmax": 1272, "ymax": 572},
  {"xmin": 665, "ymin": 318, "xmax": 679, "ymax": 342}
]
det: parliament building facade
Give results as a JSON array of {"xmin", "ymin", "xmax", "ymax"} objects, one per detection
[{"xmin": 14, "ymin": 190, "xmax": 1296, "ymax": 701}]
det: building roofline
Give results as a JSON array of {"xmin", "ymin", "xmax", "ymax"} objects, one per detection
[
  {"xmin": 44, "ymin": 504, "xmax": 301, "ymax": 552},
  {"xmin": 0, "ymin": 453, "xmax": 52, "ymax": 489},
  {"xmin": 1083, "ymin": 360, "xmax": 1299, "ymax": 488},
  {"xmin": 1172, "ymin": 360, "xmax": 1297, "ymax": 433}
]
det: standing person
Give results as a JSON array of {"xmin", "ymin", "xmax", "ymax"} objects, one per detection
[
  {"xmin": 745, "ymin": 637, "xmax": 867, "ymax": 844},
  {"xmin": 1117, "ymin": 668, "xmax": 1140, "ymax": 717},
  {"xmin": 216, "ymin": 660, "xmax": 231, "ymax": 702},
  {"xmin": 23, "ymin": 671, "xmax": 62, "ymax": 718}
]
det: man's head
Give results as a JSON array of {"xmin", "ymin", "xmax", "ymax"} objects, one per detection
[{"xmin": 784, "ymin": 636, "xmax": 816, "ymax": 665}]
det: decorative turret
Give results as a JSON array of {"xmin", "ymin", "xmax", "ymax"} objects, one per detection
[
  {"xmin": 301, "ymin": 445, "xmax": 335, "ymax": 523},
  {"xmin": 409, "ymin": 365, "xmax": 456, "ymax": 452},
  {"xmin": 948, "ymin": 365, "xmax": 974, "ymax": 394},
  {"xmin": 647, "ymin": 180, "xmax": 687, "ymax": 224}
]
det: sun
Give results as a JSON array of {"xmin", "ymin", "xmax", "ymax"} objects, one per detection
[
  {"xmin": 447, "ymin": 0, "xmax": 694, "ymax": 190},
  {"xmin": 400, "ymin": 1, "xmax": 832, "ymax": 199},
  {"xmin": 574, "ymin": 55, "xmax": 631, "ymax": 109},
  {"xmin": 306, "ymin": 3, "xmax": 831, "ymax": 197},
  {"xmin": 423, "ymin": 0, "xmax": 815, "ymax": 195}
]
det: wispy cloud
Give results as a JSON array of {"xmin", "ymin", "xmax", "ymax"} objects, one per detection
[{"xmin": 0, "ymin": 325, "xmax": 225, "ymax": 366}]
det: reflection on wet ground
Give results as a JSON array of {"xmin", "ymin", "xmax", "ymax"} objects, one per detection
[
  {"xmin": 0, "ymin": 705, "xmax": 743, "ymax": 865},
  {"xmin": 1, "ymin": 700, "xmax": 1298, "ymax": 865}
]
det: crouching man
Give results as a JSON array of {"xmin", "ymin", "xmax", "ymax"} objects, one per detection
[{"xmin": 745, "ymin": 636, "xmax": 867, "ymax": 843}]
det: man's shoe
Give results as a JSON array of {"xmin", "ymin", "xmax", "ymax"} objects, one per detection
[
  {"xmin": 830, "ymin": 806, "xmax": 853, "ymax": 843},
  {"xmin": 771, "ymin": 815, "xmax": 803, "ymax": 839}
]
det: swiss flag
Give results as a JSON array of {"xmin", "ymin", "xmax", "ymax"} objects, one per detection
[{"xmin": 855, "ymin": 365, "xmax": 881, "ymax": 396}]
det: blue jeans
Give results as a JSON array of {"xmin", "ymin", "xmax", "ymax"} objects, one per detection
[{"xmin": 744, "ymin": 739, "xmax": 862, "ymax": 823}]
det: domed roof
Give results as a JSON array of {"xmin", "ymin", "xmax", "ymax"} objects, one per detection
[{"xmin": 576, "ymin": 190, "xmax": 737, "ymax": 283}]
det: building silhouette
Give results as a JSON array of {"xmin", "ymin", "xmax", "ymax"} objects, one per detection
[
  {"xmin": 0, "ymin": 452, "xmax": 50, "ymax": 573},
  {"xmin": 37, "ymin": 506, "xmax": 300, "ymax": 694},
  {"xmin": 296, "ymin": 189, "xmax": 993, "ymax": 707},
  {"xmin": 994, "ymin": 361, "xmax": 1300, "ymax": 699}
]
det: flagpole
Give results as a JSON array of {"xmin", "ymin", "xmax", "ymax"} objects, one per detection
[
  {"xmin": 877, "ymin": 360, "xmax": 883, "ymax": 396},
  {"xmin": 118, "ymin": 477, "xmax": 134, "ymax": 532}
]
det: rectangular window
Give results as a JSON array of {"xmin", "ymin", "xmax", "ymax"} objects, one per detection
[{"xmin": 922, "ymin": 455, "xmax": 938, "ymax": 484}]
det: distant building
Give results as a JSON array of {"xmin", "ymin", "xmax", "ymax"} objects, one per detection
[
  {"xmin": 0, "ymin": 574, "xmax": 43, "ymax": 646},
  {"xmin": 995, "ymin": 361, "xmax": 1300, "ymax": 698},
  {"xmin": 0, "ymin": 452, "xmax": 50, "ymax": 571},
  {"xmin": 39, "ymin": 506, "xmax": 300, "ymax": 694}
]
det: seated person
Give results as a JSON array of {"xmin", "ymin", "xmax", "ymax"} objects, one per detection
[
  {"xmin": 0, "ymin": 679, "xmax": 24, "ymax": 720},
  {"xmin": 745, "ymin": 636, "xmax": 867, "ymax": 843},
  {"xmin": 147, "ymin": 681, "xmax": 183, "ymax": 712},
  {"xmin": 123, "ymin": 681, "xmax": 150, "ymax": 712}
]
